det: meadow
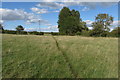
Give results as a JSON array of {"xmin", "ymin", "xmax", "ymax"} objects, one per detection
[{"xmin": 2, "ymin": 34, "xmax": 118, "ymax": 78}]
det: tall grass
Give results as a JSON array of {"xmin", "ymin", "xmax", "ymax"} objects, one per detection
[{"xmin": 2, "ymin": 34, "xmax": 118, "ymax": 78}]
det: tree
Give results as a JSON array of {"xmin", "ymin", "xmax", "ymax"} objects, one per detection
[
  {"xmin": 58, "ymin": 7, "xmax": 71, "ymax": 34},
  {"xmin": 91, "ymin": 22, "xmax": 105, "ymax": 36},
  {"xmin": 65, "ymin": 16, "xmax": 81, "ymax": 35},
  {"xmin": 0, "ymin": 24, "xmax": 4, "ymax": 33},
  {"xmin": 58, "ymin": 7, "xmax": 86, "ymax": 35},
  {"xmin": 110, "ymin": 27, "xmax": 120, "ymax": 37},
  {"xmin": 16, "ymin": 25, "xmax": 24, "ymax": 34},
  {"xmin": 91, "ymin": 14, "xmax": 113, "ymax": 37},
  {"xmin": 95, "ymin": 14, "xmax": 113, "ymax": 31},
  {"xmin": 79, "ymin": 21, "xmax": 89, "ymax": 31}
]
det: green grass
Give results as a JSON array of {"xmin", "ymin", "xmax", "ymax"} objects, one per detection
[{"xmin": 2, "ymin": 34, "xmax": 118, "ymax": 78}]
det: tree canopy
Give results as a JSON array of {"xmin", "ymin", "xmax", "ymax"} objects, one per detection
[
  {"xmin": 16, "ymin": 25, "xmax": 24, "ymax": 31},
  {"xmin": 91, "ymin": 14, "xmax": 113, "ymax": 37},
  {"xmin": 16, "ymin": 25, "xmax": 24, "ymax": 34},
  {"xmin": 95, "ymin": 14, "xmax": 113, "ymax": 31},
  {"xmin": 58, "ymin": 7, "xmax": 88, "ymax": 35}
]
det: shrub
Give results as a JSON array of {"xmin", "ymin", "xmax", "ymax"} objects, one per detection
[
  {"xmin": 108, "ymin": 31, "xmax": 119, "ymax": 37},
  {"xmin": 100, "ymin": 31, "xmax": 109, "ymax": 37},
  {"xmin": 29, "ymin": 31, "xmax": 44, "ymax": 35},
  {"xmin": 4, "ymin": 30, "xmax": 17, "ymax": 34},
  {"xmin": 28, "ymin": 31, "xmax": 35, "ymax": 35},
  {"xmin": 39, "ymin": 32, "xmax": 44, "ymax": 35},
  {"xmin": 69, "ymin": 33, "xmax": 75, "ymax": 36},
  {"xmin": 20, "ymin": 31, "xmax": 28, "ymax": 35},
  {"xmin": 51, "ymin": 32, "xmax": 59, "ymax": 35},
  {"xmin": 76, "ymin": 31, "xmax": 81, "ymax": 35},
  {"xmin": 109, "ymin": 27, "xmax": 120, "ymax": 37},
  {"xmin": 59, "ymin": 33, "xmax": 66, "ymax": 35},
  {"xmin": 81, "ymin": 30, "xmax": 90, "ymax": 37}
]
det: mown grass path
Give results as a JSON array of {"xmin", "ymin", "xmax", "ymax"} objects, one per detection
[{"xmin": 52, "ymin": 36, "xmax": 78, "ymax": 78}]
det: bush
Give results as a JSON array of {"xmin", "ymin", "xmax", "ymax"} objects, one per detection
[
  {"xmin": 20, "ymin": 31, "xmax": 28, "ymax": 35},
  {"xmin": 4, "ymin": 30, "xmax": 17, "ymax": 34},
  {"xmin": 39, "ymin": 32, "xmax": 44, "ymax": 35},
  {"xmin": 59, "ymin": 33, "xmax": 66, "ymax": 35},
  {"xmin": 29, "ymin": 31, "xmax": 44, "ymax": 35},
  {"xmin": 108, "ymin": 27, "xmax": 120, "ymax": 37},
  {"xmin": 69, "ymin": 33, "xmax": 75, "ymax": 36},
  {"xmin": 81, "ymin": 30, "xmax": 90, "ymax": 37},
  {"xmin": 107, "ymin": 32, "xmax": 114, "ymax": 37},
  {"xmin": 89, "ymin": 30, "xmax": 109, "ymax": 37},
  {"xmin": 3, "ymin": 30, "xmax": 28, "ymax": 35},
  {"xmin": 44, "ymin": 32, "xmax": 51, "ymax": 35},
  {"xmin": 28, "ymin": 31, "xmax": 36, "ymax": 35},
  {"xmin": 108, "ymin": 31, "xmax": 119, "ymax": 37},
  {"xmin": 100, "ymin": 31, "xmax": 109, "ymax": 37},
  {"xmin": 51, "ymin": 32, "xmax": 59, "ymax": 35},
  {"xmin": 76, "ymin": 31, "xmax": 81, "ymax": 35}
]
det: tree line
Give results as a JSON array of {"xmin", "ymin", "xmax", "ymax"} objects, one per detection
[
  {"xmin": 58, "ymin": 7, "xmax": 120, "ymax": 37},
  {"xmin": 0, "ymin": 7, "xmax": 120, "ymax": 37},
  {"xmin": 0, "ymin": 25, "xmax": 44, "ymax": 35}
]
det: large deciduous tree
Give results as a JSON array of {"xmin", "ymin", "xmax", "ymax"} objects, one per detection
[
  {"xmin": 58, "ymin": 7, "xmax": 87, "ymax": 35},
  {"xmin": 58, "ymin": 7, "xmax": 71, "ymax": 34},
  {"xmin": 91, "ymin": 14, "xmax": 113, "ymax": 37}
]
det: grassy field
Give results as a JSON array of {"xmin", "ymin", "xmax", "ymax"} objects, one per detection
[{"xmin": 2, "ymin": 34, "xmax": 118, "ymax": 78}]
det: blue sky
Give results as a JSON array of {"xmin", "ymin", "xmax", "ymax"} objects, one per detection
[{"xmin": 1, "ymin": 2, "xmax": 118, "ymax": 32}]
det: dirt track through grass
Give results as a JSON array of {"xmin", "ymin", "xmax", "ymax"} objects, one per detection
[{"xmin": 52, "ymin": 36, "xmax": 78, "ymax": 78}]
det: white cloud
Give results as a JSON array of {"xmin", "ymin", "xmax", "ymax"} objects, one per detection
[
  {"xmin": 41, "ymin": 0, "xmax": 57, "ymax": 2},
  {"xmin": 0, "ymin": 20, "xmax": 4, "ymax": 24},
  {"xmin": 111, "ymin": 20, "xmax": 120, "ymax": 27},
  {"xmin": 36, "ymin": 2, "xmax": 66, "ymax": 9},
  {"xmin": 0, "ymin": 8, "xmax": 50, "ymax": 25},
  {"xmin": 25, "ymin": 25, "xmax": 58, "ymax": 32},
  {"xmin": 81, "ymin": 7, "xmax": 89, "ymax": 11},
  {"xmin": 31, "ymin": 7, "xmax": 39, "ymax": 12},
  {"xmin": 65, "ymin": 2, "xmax": 117, "ymax": 9},
  {"xmin": 0, "ymin": 8, "xmax": 38, "ymax": 21},
  {"xmin": 0, "ymin": 8, "xmax": 26, "ymax": 20},
  {"xmin": 84, "ymin": 20, "xmax": 93, "ymax": 27},
  {"xmin": 88, "ymin": 27, "xmax": 93, "ymax": 30},
  {"xmin": 45, "ymin": 23, "xmax": 52, "ymax": 26},
  {"xmin": 110, "ymin": 20, "xmax": 120, "ymax": 31},
  {"xmin": 26, "ymin": 19, "xmax": 48, "ymax": 24},
  {"xmin": 0, "ymin": 8, "xmax": 54, "ymax": 28},
  {"xmin": 31, "ymin": 7, "xmax": 48, "ymax": 14},
  {"xmin": 31, "ymin": 7, "xmax": 60, "ymax": 14},
  {"xmin": 84, "ymin": 20, "xmax": 93, "ymax": 24},
  {"xmin": 41, "ymin": 25, "xmax": 58, "ymax": 32},
  {"xmin": 52, "ymin": 10, "xmax": 60, "ymax": 12},
  {"xmin": 82, "ymin": 20, "xmax": 93, "ymax": 29},
  {"xmin": 34, "ymin": 2, "xmax": 117, "ymax": 13},
  {"xmin": 46, "ymin": 25, "xmax": 58, "ymax": 32},
  {"xmin": 3, "ymin": 0, "xmax": 119, "ymax": 2},
  {"xmin": 62, "ymin": 0, "xmax": 118, "ymax": 2},
  {"xmin": 24, "ymin": 28, "xmax": 38, "ymax": 31}
]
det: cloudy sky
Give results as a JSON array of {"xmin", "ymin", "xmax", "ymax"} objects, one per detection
[{"xmin": 1, "ymin": 2, "xmax": 119, "ymax": 32}]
